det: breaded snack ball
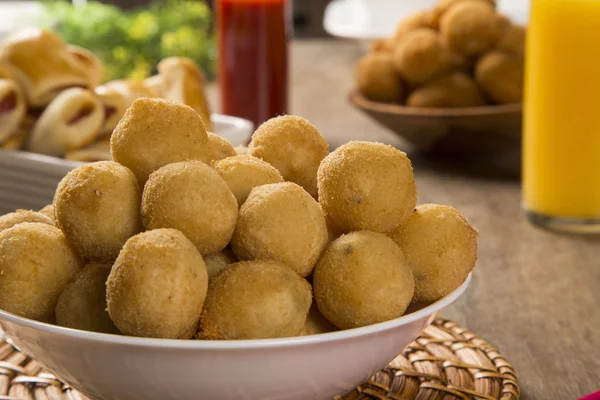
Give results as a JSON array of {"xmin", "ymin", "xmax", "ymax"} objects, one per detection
[
  {"xmin": 207, "ymin": 132, "xmax": 236, "ymax": 162},
  {"xmin": 110, "ymin": 98, "xmax": 210, "ymax": 184},
  {"xmin": 199, "ymin": 260, "xmax": 312, "ymax": 340},
  {"xmin": 302, "ymin": 304, "xmax": 337, "ymax": 336},
  {"xmin": 234, "ymin": 145, "xmax": 249, "ymax": 155},
  {"xmin": 317, "ymin": 141, "xmax": 416, "ymax": 234},
  {"xmin": 38, "ymin": 205, "xmax": 55, "ymax": 223},
  {"xmin": 355, "ymin": 53, "xmax": 403, "ymax": 103},
  {"xmin": 54, "ymin": 161, "xmax": 142, "ymax": 263},
  {"xmin": 369, "ymin": 38, "xmax": 395, "ymax": 54},
  {"xmin": 231, "ymin": 182, "xmax": 328, "ymax": 277},
  {"xmin": 313, "ymin": 231, "xmax": 414, "ymax": 330},
  {"xmin": 106, "ymin": 229, "xmax": 208, "ymax": 339},
  {"xmin": 475, "ymin": 50, "xmax": 523, "ymax": 104},
  {"xmin": 407, "ymin": 71, "xmax": 486, "ymax": 108},
  {"xmin": 496, "ymin": 24, "xmax": 525, "ymax": 58},
  {"xmin": 204, "ymin": 248, "xmax": 236, "ymax": 281},
  {"xmin": 440, "ymin": 1, "xmax": 505, "ymax": 56},
  {"xmin": 212, "ymin": 155, "xmax": 284, "ymax": 206},
  {"xmin": 56, "ymin": 262, "xmax": 118, "ymax": 334},
  {"xmin": 141, "ymin": 161, "xmax": 238, "ymax": 255},
  {"xmin": 393, "ymin": 28, "xmax": 453, "ymax": 85},
  {"xmin": 249, "ymin": 116, "xmax": 329, "ymax": 197},
  {"xmin": 390, "ymin": 204, "xmax": 478, "ymax": 303},
  {"xmin": 0, "ymin": 223, "xmax": 83, "ymax": 321},
  {"xmin": 0, "ymin": 210, "xmax": 53, "ymax": 233},
  {"xmin": 435, "ymin": 0, "xmax": 495, "ymax": 18},
  {"xmin": 393, "ymin": 10, "xmax": 437, "ymax": 43}
]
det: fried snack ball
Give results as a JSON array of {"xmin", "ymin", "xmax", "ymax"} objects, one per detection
[
  {"xmin": 313, "ymin": 231, "xmax": 414, "ymax": 330},
  {"xmin": 212, "ymin": 155, "xmax": 284, "ymax": 206},
  {"xmin": 496, "ymin": 24, "xmax": 526, "ymax": 58},
  {"xmin": 0, "ymin": 223, "xmax": 83, "ymax": 321},
  {"xmin": 54, "ymin": 161, "xmax": 142, "ymax": 263},
  {"xmin": 199, "ymin": 260, "xmax": 312, "ymax": 340},
  {"xmin": 440, "ymin": 1, "xmax": 506, "ymax": 57},
  {"xmin": 231, "ymin": 182, "xmax": 328, "ymax": 277},
  {"xmin": 393, "ymin": 10, "xmax": 437, "ymax": 43},
  {"xmin": 207, "ymin": 132, "xmax": 236, "ymax": 162},
  {"xmin": 407, "ymin": 71, "xmax": 486, "ymax": 108},
  {"xmin": 390, "ymin": 204, "xmax": 478, "ymax": 303},
  {"xmin": 369, "ymin": 38, "xmax": 395, "ymax": 54},
  {"xmin": 56, "ymin": 262, "xmax": 118, "ymax": 334},
  {"xmin": 38, "ymin": 205, "xmax": 55, "ymax": 223},
  {"xmin": 302, "ymin": 303, "xmax": 337, "ymax": 336},
  {"xmin": 234, "ymin": 145, "xmax": 248, "ymax": 155},
  {"xmin": 204, "ymin": 248, "xmax": 236, "ymax": 281},
  {"xmin": 249, "ymin": 115, "xmax": 329, "ymax": 198},
  {"xmin": 435, "ymin": 0, "xmax": 495, "ymax": 18},
  {"xmin": 141, "ymin": 161, "xmax": 238, "ymax": 255},
  {"xmin": 110, "ymin": 97, "xmax": 210, "ymax": 184},
  {"xmin": 355, "ymin": 53, "xmax": 403, "ymax": 103},
  {"xmin": 0, "ymin": 209, "xmax": 53, "ymax": 233},
  {"xmin": 106, "ymin": 229, "xmax": 208, "ymax": 339},
  {"xmin": 475, "ymin": 50, "xmax": 523, "ymax": 104},
  {"xmin": 393, "ymin": 28, "xmax": 453, "ymax": 85},
  {"xmin": 317, "ymin": 141, "xmax": 416, "ymax": 234}
]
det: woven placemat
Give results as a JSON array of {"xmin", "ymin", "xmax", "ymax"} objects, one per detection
[{"xmin": 0, "ymin": 319, "xmax": 519, "ymax": 400}]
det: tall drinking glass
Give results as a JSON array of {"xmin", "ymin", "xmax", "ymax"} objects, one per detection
[{"xmin": 523, "ymin": 0, "xmax": 600, "ymax": 233}]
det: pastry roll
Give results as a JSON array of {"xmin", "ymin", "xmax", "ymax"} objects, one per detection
[
  {"xmin": 143, "ymin": 75, "xmax": 164, "ymax": 97},
  {"xmin": 103, "ymin": 79, "xmax": 159, "ymax": 108},
  {"xmin": 0, "ymin": 29, "xmax": 89, "ymax": 107},
  {"xmin": 67, "ymin": 45, "xmax": 104, "ymax": 88},
  {"xmin": 0, "ymin": 78, "xmax": 26, "ymax": 143},
  {"xmin": 94, "ymin": 86, "xmax": 128, "ymax": 136},
  {"xmin": 28, "ymin": 87, "xmax": 104, "ymax": 156},
  {"xmin": 157, "ymin": 57, "xmax": 213, "ymax": 130},
  {"xmin": 64, "ymin": 138, "xmax": 112, "ymax": 162},
  {"xmin": 1, "ymin": 129, "xmax": 29, "ymax": 150}
]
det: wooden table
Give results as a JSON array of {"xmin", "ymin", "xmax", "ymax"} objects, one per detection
[{"xmin": 213, "ymin": 40, "xmax": 600, "ymax": 400}]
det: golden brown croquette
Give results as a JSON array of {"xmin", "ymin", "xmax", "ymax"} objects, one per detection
[
  {"xmin": 199, "ymin": 260, "xmax": 312, "ymax": 340},
  {"xmin": 317, "ymin": 141, "xmax": 417, "ymax": 234},
  {"xmin": 0, "ymin": 223, "xmax": 83, "ymax": 321},
  {"xmin": 249, "ymin": 115, "xmax": 329, "ymax": 198},
  {"xmin": 231, "ymin": 182, "xmax": 328, "ymax": 277},
  {"xmin": 313, "ymin": 231, "xmax": 414, "ymax": 329},
  {"xmin": 389, "ymin": 204, "xmax": 478, "ymax": 303},
  {"xmin": 106, "ymin": 229, "xmax": 208, "ymax": 339},
  {"xmin": 54, "ymin": 161, "xmax": 142, "ymax": 263}
]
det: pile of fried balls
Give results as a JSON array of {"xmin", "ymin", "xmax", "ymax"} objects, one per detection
[
  {"xmin": 356, "ymin": 0, "xmax": 525, "ymax": 107},
  {"xmin": 0, "ymin": 98, "xmax": 478, "ymax": 340}
]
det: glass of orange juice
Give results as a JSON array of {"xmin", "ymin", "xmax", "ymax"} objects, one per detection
[{"xmin": 523, "ymin": 0, "xmax": 600, "ymax": 233}]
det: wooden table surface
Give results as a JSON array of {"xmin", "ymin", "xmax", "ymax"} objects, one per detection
[{"xmin": 213, "ymin": 40, "xmax": 600, "ymax": 400}]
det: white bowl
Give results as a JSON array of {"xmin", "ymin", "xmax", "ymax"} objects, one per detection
[
  {"xmin": 323, "ymin": 0, "xmax": 528, "ymax": 43},
  {"xmin": 0, "ymin": 275, "xmax": 470, "ymax": 400},
  {"xmin": 0, "ymin": 114, "xmax": 253, "ymax": 215}
]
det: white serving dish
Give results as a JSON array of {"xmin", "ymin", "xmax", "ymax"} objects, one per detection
[
  {"xmin": 323, "ymin": 0, "xmax": 529, "ymax": 41},
  {"xmin": 323, "ymin": 0, "xmax": 438, "ymax": 40},
  {"xmin": 0, "ymin": 275, "xmax": 471, "ymax": 400},
  {"xmin": 0, "ymin": 114, "xmax": 253, "ymax": 215}
]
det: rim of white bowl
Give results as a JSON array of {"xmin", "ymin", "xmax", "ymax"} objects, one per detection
[
  {"xmin": 0, "ymin": 113, "xmax": 253, "ymax": 169},
  {"xmin": 0, "ymin": 274, "xmax": 471, "ymax": 349}
]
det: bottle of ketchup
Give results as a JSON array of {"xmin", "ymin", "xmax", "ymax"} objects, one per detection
[{"xmin": 216, "ymin": 0, "xmax": 289, "ymax": 129}]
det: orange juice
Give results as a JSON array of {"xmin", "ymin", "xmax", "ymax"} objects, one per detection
[{"xmin": 524, "ymin": 0, "xmax": 600, "ymax": 230}]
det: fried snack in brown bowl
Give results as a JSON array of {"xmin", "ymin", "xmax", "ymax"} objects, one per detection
[{"xmin": 350, "ymin": 0, "xmax": 524, "ymax": 155}]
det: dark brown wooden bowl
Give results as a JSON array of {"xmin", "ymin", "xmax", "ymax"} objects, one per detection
[{"xmin": 349, "ymin": 90, "xmax": 523, "ymax": 155}]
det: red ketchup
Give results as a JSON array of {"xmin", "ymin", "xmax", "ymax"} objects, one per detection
[{"xmin": 217, "ymin": 0, "xmax": 289, "ymax": 129}]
